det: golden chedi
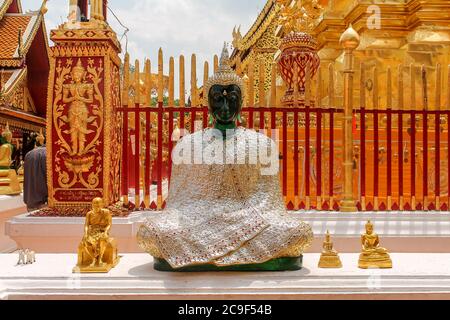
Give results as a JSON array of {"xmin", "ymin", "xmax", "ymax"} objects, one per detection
[
  {"xmin": 318, "ymin": 231, "xmax": 342, "ymax": 268},
  {"xmin": 358, "ymin": 221, "xmax": 392, "ymax": 269},
  {"xmin": 0, "ymin": 124, "xmax": 21, "ymax": 195},
  {"xmin": 73, "ymin": 198, "xmax": 120, "ymax": 273}
]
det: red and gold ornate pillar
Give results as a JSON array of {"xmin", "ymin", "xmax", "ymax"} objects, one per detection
[{"xmin": 46, "ymin": 15, "xmax": 122, "ymax": 212}]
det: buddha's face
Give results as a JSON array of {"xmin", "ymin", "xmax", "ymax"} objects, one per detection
[
  {"xmin": 366, "ymin": 224, "xmax": 373, "ymax": 235},
  {"xmin": 208, "ymin": 84, "xmax": 242, "ymax": 126}
]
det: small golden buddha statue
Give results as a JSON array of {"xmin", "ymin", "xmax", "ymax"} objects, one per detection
[
  {"xmin": 73, "ymin": 198, "xmax": 120, "ymax": 273},
  {"xmin": 358, "ymin": 221, "xmax": 392, "ymax": 269},
  {"xmin": 0, "ymin": 124, "xmax": 21, "ymax": 195},
  {"xmin": 318, "ymin": 231, "xmax": 342, "ymax": 268}
]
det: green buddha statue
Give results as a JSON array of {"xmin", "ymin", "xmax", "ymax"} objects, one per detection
[
  {"xmin": 137, "ymin": 44, "xmax": 313, "ymax": 272},
  {"xmin": 0, "ymin": 124, "xmax": 21, "ymax": 195}
]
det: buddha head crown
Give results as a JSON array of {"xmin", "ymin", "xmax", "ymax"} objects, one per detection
[
  {"xmin": 205, "ymin": 43, "xmax": 245, "ymax": 128},
  {"xmin": 205, "ymin": 43, "xmax": 245, "ymax": 107}
]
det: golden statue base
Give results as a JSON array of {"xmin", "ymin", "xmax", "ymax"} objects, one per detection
[
  {"xmin": 358, "ymin": 254, "xmax": 393, "ymax": 269},
  {"xmin": 318, "ymin": 255, "xmax": 343, "ymax": 269},
  {"xmin": 73, "ymin": 257, "xmax": 120, "ymax": 274},
  {"xmin": 0, "ymin": 169, "xmax": 21, "ymax": 195}
]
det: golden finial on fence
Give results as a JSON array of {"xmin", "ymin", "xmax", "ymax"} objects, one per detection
[
  {"xmin": 134, "ymin": 59, "xmax": 141, "ymax": 105},
  {"xmin": 158, "ymin": 48, "xmax": 164, "ymax": 103},
  {"xmin": 305, "ymin": 59, "xmax": 311, "ymax": 106},
  {"xmin": 328, "ymin": 63, "xmax": 335, "ymax": 107},
  {"xmin": 169, "ymin": 57, "xmax": 175, "ymax": 107},
  {"xmin": 435, "ymin": 63, "xmax": 442, "ymax": 110},
  {"xmin": 398, "ymin": 65, "xmax": 404, "ymax": 111},
  {"xmin": 360, "ymin": 63, "xmax": 366, "ymax": 109},
  {"xmin": 270, "ymin": 63, "xmax": 277, "ymax": 107},
  {"xmin": 422, "ymin": 64, "xmax": 428, "ymax": 111},
  {"xmin": 123, "ymin": 53, "xmax": 130, "ymax": 104},
  {"xmin": 179, "ymin": 55, "xmax": 185, "ymax": 107},
  {"xmin": 191, "ymin": 54, "xmax": 197, "ymax": 106},
  {"xmin": 145, "ymin": 59, "xmax": 151, "ymax": 106},
  {"xmin": 410, "ymin": 64, "xmax": 416, "ymax": 110},
  {"xmin": 293, "ymin": 62, "xmax": 299, "ymax": 108},
  {"xmin": 258, "ymin": 59, "xmax": 265, "ymax": 107},
  {"xmin": 372, "ymin": 67, "xmax": 379, "ymax": 111},
  {"xmin": 316, "ymin": 66, "xmax": 322, "ymax": 108},
  {"xmin": 387, "ymin": 67, "xmax": 392, "ymax": 110},
  {"xmin": 203, "ymin": 61, "xmax": 209, "ymax": 106}
]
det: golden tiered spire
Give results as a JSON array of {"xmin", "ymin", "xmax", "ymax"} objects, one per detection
[{"xmin": 204, "ymin": 43, "xmax": 245, "ymax": 101}]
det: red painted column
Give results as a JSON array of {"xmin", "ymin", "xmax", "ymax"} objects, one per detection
[
  {"xmin": 121, "ymin": 108, "xmax": 129, "ymax": 202},
  {"xmin": 282, "ymin": 111, "xmax": 288, "ymax": 199},
  {"xmin": 411, "ymin": 112, "xmax": 416, "ymax": 210},
  {"xmin": 157, "ymin": 102, "xmax": 164, "ymax": 209},
  {"xmin": 294, "ymin": 111, "xmax": 299, "ymax": 208},
  {"xmin": 316, "ymin": 110, "xmax": 322, "ymax": 207},
  {"xmin": 374, "ymin": 110, "xmax": 379, "ymax": 209},
  {"xmin": 329, "ymin": 111, "xmax": 335, "ymax": 208},
  {"xmin": 423, "ymin": 111, "xmax": 428, "ymax": 210},
  {"xmin": 435, "ymin": 111, "xmax": 441, "ymax": 210},
  {"xmin": 360, "ymin": 108, "xmax": 366, "ymax": 207},
  {"xmin": 387, "ymin": 109, "xmax": 393, "ymax": 209},
  {"xmin": 398, "ymin": 111, "xmax": 404, "ymax": 208},
  {"xmin": 134, "ymin": 104, "xmax": 140, "ymax": 207}
]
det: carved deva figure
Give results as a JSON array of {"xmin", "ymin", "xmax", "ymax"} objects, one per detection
[
  {"xmin": 73, "ymin": 198, "xmax": 119, "ymax": 273},
  {"xmin": 358, "ymin": 221, "xmax": 392, "ymax": 269},
  {"xmin": 137, "ymin": 45, "xmax": 313, "ymax": 272},
  {"xmin": 0, "ymin": 124, "xmax": 21, "ymax": 195},
  {"xmin": 63, "ymin": 59, "xmax": 94, "ymax": 156}
]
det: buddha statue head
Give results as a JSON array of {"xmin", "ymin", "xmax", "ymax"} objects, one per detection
[
  {"xmin": 205, "ymin": 44, "xmax": 244, "ymax": 131},
  {"xmin": 1, "ymin": 123, "xmax": 12, "ymax": 143},
  {"xmin": 92, "ymin": 197, "xmax": 104, "ymax": 212},
  {"xmin": 365, "ymin": 221, "xmax": 374, "ymax": 235}
]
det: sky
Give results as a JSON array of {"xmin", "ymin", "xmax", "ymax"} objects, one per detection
[{"xmin": 22, "ymin": 0, "xmax": 268, "ymax": 94}]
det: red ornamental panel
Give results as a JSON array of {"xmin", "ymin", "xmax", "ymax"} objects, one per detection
[
  {"xmin": 278, "ymin": 32, "xmax": 320, "ymax": 104},
  {"xmin": 49, "ymin": 56, "xmax": 107, "ymax": 205}
]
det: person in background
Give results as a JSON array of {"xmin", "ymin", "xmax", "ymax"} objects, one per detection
[{"xmin": 23, "ymin": 131, "xmax": 47, "ymax": 212}]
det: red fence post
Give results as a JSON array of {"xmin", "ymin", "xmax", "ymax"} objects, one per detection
[{"xmin": 121, "ymin": 108, "xmax": 129, "ymax": 205}]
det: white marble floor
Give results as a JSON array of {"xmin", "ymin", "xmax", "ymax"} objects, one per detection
[{"xmin": 1, "ymin": 253, "xmax": 450, "ymax": 300}]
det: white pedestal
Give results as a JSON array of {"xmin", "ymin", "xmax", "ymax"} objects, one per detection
[
  {"xmin": 6, "ymin": 211, "xmax": 450, "ymax": 253},
  {"xmin": 0, "ymin": 195, "xmax": 26, "ymax": 253},
  {"xmin": 1, "ymin": 253, "xmax": 450, "ymax": 300}
]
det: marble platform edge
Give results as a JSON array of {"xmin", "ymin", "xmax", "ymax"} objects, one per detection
[
  {"xmin": 2, "ymin": 254, "xmax": 450, "ymax": 300},
  {"xmin": 6, "ymin": 211, "xmax": 450, "ymax": 237}
]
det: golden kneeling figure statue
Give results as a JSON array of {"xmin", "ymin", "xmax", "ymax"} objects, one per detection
[
  {"xmin": 358, "ymin": 221, "xmax": 392, "ymax": 269},
  {"xmin": 73, "ymin": 198, "xmax": 120, "ymax": 273},
  {"xmin": 318, "ymin": 231, "xmax": 342, "ymax": 268}
]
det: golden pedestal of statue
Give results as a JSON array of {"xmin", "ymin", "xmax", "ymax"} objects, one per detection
[
  {"xmin": 0, "ymin": 124, "xmax": 21, "ymax": 195},
  {"xmin": 0, "ymin": 169, "xmax": 21, "ymax": 195},
  {"xmin": 73, "ymin": 198, "xmax": 120, "ymax": 273},
  {"xmin": 318, "ymin": 231, "xmax": 342, "ymax": 269},
  {"xmin": 358, "ymin": 221, "xmax": 392, "ymax": 269}
]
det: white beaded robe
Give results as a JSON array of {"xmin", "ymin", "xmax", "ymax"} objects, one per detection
[{"xmin": 137, "ymin": 127, "xmax": 313, "ymax": 269}]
